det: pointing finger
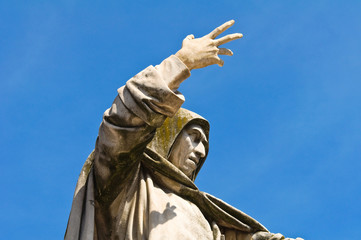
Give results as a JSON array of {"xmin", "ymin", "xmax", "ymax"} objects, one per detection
[
  {"xmin": 218, "ymin": 48, "xmax": 233, "ymax": 56},
  {"xmin": 207, "ymin": 20, "xmax": 235, "ymax": 39},
  {"xmin": 215, "ymin": 33, "xmax": 243, "ymax": 46}
]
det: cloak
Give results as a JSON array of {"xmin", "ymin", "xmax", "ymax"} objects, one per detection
[
  {"xmin": 64, "ymin": 55, "xmax": 279, "ymax": 240},
  {"xmin": 65, "ymin": 108, "xmax": 268, "ymax": 240}
]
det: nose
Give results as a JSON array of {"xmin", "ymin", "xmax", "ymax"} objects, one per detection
[{"xmin": 194, "ymin": 142, "xmax": 206, "ymax": 158}]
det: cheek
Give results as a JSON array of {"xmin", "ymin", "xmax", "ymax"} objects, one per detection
[
  {"xmin": 169, "ymin": 135, "xmax": 194, "ymax": 169},
  {"xmin": 178, "ymin": 139, "xmax": 193, "ymax": 163},
  {"xmin": 171, "ymin": 144, "xmax": 187, "ymax": 166},
  {"xmin": 182, "ymin": 138, "xmax": 194, "ymax": 154}
]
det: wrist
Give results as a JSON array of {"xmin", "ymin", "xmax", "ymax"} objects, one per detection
[{"xmin": 175, "ymin": 50, "xmax": 193, "ymax": 70}]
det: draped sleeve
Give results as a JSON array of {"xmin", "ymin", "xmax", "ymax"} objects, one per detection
[{"xmin": 93, "ymin": 55, "xmax": 190, "ymax": 195}]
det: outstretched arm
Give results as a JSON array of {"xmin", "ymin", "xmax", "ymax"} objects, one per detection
[
  {"xmin": 94, "ymin": 20, "xmax": 243, "ymax": 195},
  {"xmin": 94, "ymin": 56, "xmax": 189, "ymax": 194}
]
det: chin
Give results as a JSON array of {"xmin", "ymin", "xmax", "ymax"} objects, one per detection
[{"xmin": 181, "ymin": 165, "xmax": 196, "ymax": 178}]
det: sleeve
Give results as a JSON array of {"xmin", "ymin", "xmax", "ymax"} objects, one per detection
[{"xmin": 94, "ymin": 55, "xmax": 190, "ymax": 193}]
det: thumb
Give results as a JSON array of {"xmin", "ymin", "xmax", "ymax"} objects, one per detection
[
  {"xmin": 183, "ymin": 34, "xmax": 195, "ymax": 43},
  {"xmin": 216, "ymin": 57, "xmax": 224, "ymax": 67}
]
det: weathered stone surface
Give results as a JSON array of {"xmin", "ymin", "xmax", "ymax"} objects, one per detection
[{"xmin": 65, "ymin": 20, "xmax": 303, "ymax": 240}]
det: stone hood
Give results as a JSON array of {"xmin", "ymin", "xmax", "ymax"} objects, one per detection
[{"xmin": 147, "ymin": 108, "xmax": 209, "ymax": 181}]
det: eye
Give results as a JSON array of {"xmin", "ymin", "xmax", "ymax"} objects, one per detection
[{"xmin": 188, "ymin": 131, "xmax": 201, "ymax": 143}]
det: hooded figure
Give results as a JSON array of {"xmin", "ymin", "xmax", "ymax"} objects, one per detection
[
  {"xmin": 65, "ymin": 56, "xmax": 281, "ymax": 240},
  {"xmin": 146, "ymin": 108, "xmax": 210, "ymax": 182}
]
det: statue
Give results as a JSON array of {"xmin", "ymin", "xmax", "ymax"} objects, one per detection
[{"xmin": 65, "ymin": 20, "xmax": 303, "ymax": 240}]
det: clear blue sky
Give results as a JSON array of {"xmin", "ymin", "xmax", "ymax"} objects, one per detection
[{"xmin": 1, "ymin": 1, "xmax": 360, "ymax": 239}]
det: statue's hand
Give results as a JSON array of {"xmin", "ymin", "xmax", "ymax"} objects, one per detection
[
  {"xmin": 251, "ymin": 231, "xmax": 304, "ymax": 240},
  {"xmin": 175, "ymin": 20, "xmax": 243, "ymax": 70}
]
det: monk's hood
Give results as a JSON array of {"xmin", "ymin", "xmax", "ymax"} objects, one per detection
[{"xmin": 147, "ymin": 108, "xmax": 209, "ymax": 181}]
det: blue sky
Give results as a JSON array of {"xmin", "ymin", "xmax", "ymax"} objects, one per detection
[{"xmin": 1, "ymin": 1, "xmax": 360, "ymax": 239}]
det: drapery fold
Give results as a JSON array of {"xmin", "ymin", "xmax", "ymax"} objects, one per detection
[{"xmin": 65, "ymin": 149, "xmax": 268, "ymax": 240}]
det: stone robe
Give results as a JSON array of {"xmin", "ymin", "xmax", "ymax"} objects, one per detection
[{"xmin": 65, "ymin": 56, "xmax": 272, "ymax": 240}]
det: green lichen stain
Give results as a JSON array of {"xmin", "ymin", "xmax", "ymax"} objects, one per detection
[{"xmin": 148, "ymin": 109, "xmax": 208, "ymax": 159}]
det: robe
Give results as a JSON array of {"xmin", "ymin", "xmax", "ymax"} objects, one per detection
[{"xmin": 65, "ymin": 55, "xmax": 282, "ymax": 240}]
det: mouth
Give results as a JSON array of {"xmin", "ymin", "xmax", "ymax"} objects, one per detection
[{"xmin": 188, "ymin": 156, "xmax": 199, "ymax": 165}]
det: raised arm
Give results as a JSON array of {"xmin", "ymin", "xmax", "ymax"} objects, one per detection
[
  {"xmin": 94, "ymin": 20, "xmax": 243, "ymax": 194},
  {"xmin": 94, "ymin": 56, "xmax": 189, "ymax": 192}
]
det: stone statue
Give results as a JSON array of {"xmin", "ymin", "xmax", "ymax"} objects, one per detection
[{"xmin": 65, "ymin": 20, "xmax": 303, "ymax": 240}]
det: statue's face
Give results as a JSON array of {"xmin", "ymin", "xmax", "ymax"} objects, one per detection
[{"xmin": 168, "ymin": 124, "xmax": 208, "ymax": 178}]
